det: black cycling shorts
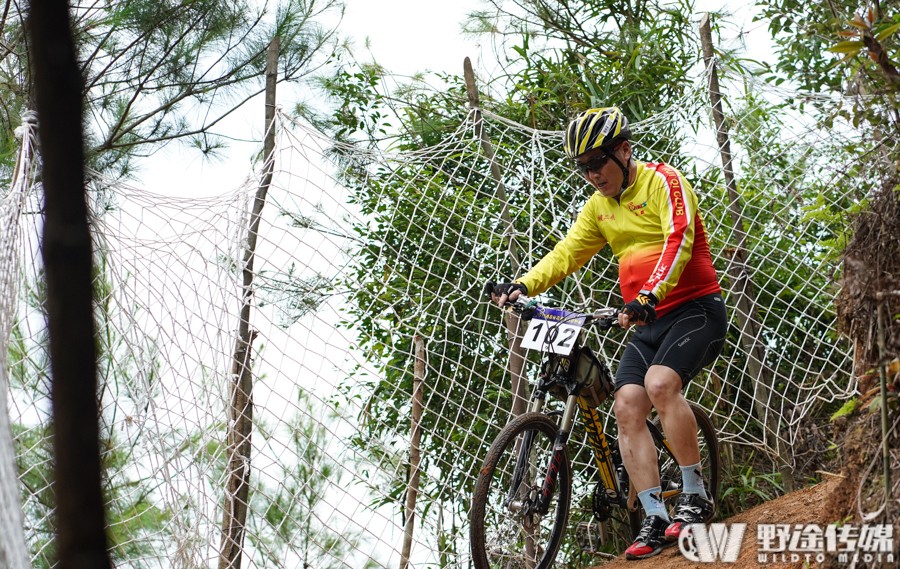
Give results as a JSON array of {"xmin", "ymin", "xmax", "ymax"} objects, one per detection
[{"xmin": 615, "ymin": 293, "xmax": 727, "ymax": 390}]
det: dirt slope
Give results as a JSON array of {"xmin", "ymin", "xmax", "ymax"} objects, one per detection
[{"xmin": 588, "ymin": 477, "xmax": 842, "ymax": 569}]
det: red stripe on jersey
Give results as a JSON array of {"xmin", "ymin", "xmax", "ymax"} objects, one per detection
[{"xmin": 644, "ymin": 163, "xmax": 690, "ymax": 293}]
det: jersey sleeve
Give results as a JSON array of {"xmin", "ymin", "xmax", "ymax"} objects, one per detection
[
  {"xmin": 640, "ymin": 166, "xmax": 697, "ymax": 302},
  {"xmin": 516, "ymin": 197, "xmax": 607, "ymax": 296}
]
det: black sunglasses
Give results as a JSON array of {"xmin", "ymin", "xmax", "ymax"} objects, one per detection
[{"xmin": 575, "ymin": 153, "xmax": 612, "ymax": 174}]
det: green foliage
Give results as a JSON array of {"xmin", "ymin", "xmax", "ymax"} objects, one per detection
[
  {"xmin": 12, "ymin": 420, "xmax": 176, "ymax": 569},
  {"xmin": 0, "ymin": 0, "xmax": 345, "ymax": 183},
  {"xmin": 464, "ymin": 0, "xmax": 700, "ymax": 162},
  {"xmin": 9, "ymin": 257, "xmax": 180, "ymax": 566},
  {"xmin": 315, "ymin": 60, "xmax": 393, "ymax": 143},
  {"xmin": 756, "ymin": 0, "xmax": 900, "ymax": 374},
  {"xmin": 755, "ymin": 0, "xmax": 900, "ymax": 126},
  {"xmin": 755, "ymin": 0, "xmax": 858, "ymax": 93},
  {"xmin": 246, "ymin": 391, "xmax": 382, "ymax": 569},
  {"xmin": 257, "ymin": 261, "xmax": 333, "ymax": 327},
  {"xmin": 721, "ymin": 460, "xmax": 784, "ymax": 514},
  {"xmin": 101, "ymin": 437, "xmax": 173, "ymax": 567},
  {"xmin": 12, "ymin": 422, "xmax": 55, "ymax": 569},
  {"xmin": 313, "ymin": 64, "xmax": 521, "ymax": 562}
]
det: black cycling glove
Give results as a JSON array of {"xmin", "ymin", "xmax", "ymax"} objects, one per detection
[
  {"xmin": 622, "ymin": 292, "xmax": 658, "ymax": 324},
  {"xmin": 484, "ymin": 281, "xmax": 528, "ymax": 300}
]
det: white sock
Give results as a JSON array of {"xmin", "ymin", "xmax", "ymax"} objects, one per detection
[
  {"xmin": 680, "ymin": 462, "xmax": 709, "ymax": 500},
  {"xmin": 637, "ymin": 486, "xmax": 669, "ymax": 521}
]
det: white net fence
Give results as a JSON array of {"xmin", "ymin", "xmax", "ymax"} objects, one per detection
[{"xmin": 1, "ymin": 64, "xmax": 887, "ymax": 567}]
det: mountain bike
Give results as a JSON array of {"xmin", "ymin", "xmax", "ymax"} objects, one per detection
[{"xmin": 469, "ymin": 296, "xmax": 720, "ymax": 568}]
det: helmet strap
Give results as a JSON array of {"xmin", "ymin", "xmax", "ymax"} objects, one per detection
[{"xmin": 604, "ymin": 149, "xmax": 631, "ymax": 195}]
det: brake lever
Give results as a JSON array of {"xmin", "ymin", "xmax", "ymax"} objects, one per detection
[
  {"xmin": 591, "ymin": 307, "xmax": 621, "ymax": 330},
  {"xmin": 502, "ymin": 296, "xmax": 539, "ymax": 320}
]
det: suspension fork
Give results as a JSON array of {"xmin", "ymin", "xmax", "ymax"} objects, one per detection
[
  {"xmin": 503, "ymin": 396, "xmax": 545, "ymax": 509},
  {"xmin": 505, "ymin": 430, "xmax": 536, "ymax": 509},
  {"xmin": 503, "ymin": 393, "xmax": 550, "ymax": 509},
  {"xmin": 533, "ymin": 394, "xmax": 578, "ymax": 513}
]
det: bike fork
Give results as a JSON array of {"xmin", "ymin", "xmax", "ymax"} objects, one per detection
[
  {"xmin": 534, "ymin": 395, "xmax": 578, "ymax": 513},
  {"xmin": 506, "ymin": 428, "xmax": 538, "ymax": 511}
]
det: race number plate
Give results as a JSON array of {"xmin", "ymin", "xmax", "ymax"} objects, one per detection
[{"xmin": 519, "ymin": 307, "xmax": 585, "ymax": 356}]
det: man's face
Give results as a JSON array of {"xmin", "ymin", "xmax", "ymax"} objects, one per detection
[{"xmin": 575, "ymin": 141, "xmax": 630, "ymax": 198}]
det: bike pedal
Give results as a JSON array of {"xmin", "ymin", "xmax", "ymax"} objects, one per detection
[{"xmin": 575, "ymin": 520, "xmax": 607, "ymax": 552}]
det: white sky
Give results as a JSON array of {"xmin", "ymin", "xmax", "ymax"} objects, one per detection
[
  {"xmin": 135, "ymin": 1, "xmax": 771, "ymax": 195},
  {"xmin": 138, "ymin": 1, "xmax": 486, "ymax": 195},
  {"xmin": 339, "ymin": 0, "xmax": 487, "ymax": 76}
]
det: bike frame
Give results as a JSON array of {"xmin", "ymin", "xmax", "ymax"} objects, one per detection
[
  {"xmin": 510, "ymin": 348, "xmax": 633, "ymax": 517},
  {"xmin": 515, "ymin": 347, "xmax": 677, "ymax": 518},
  {"xmin": 471, "ymin": 297, "xmax": 721, "ymax": 569}
]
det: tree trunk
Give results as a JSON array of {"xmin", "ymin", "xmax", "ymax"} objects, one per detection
[{"xmin": 27, "ymin": 0, "xmax": 111, "ymax": 567}]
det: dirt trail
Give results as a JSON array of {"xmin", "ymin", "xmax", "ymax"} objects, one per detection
[{"xmin": 588, "ymin": 477, "xmax": 842, "ymax": 569}]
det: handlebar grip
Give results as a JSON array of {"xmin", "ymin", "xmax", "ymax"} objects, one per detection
[{"xmin": 483, "ymin": 281, "xmax": 497, "ymax": 299}]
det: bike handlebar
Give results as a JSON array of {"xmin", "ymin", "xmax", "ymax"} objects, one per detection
[{"xmin": 498, "ymin": 295, "xmax": 622, "ymax": 330}]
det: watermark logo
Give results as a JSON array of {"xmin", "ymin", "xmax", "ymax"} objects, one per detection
[
  {"xmin": 757, "ymin": 523, "xmax": 895, "ymax": 565},
  {"xmin": 678, "ymin": 523, "xmax": 746, "ymax": 562},
  {"xmin": 677, "ymin": 522, "xmax": 896, "ymax": 564}
]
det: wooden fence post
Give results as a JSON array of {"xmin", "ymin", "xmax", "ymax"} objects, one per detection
[
  {"xmin": 463, "ymin": 57, "xmax": 528, "ymax": 418},
  {"xmin": 218, "ymin": 37, "xmax": 279, "ymax": 569},
  {"xmin": 699, "ymin": 14, "xmax": 793, "ymax": 491},
  {"xmin": 400, "ymin": 335, "xmax": 426, "ymax": 569}
]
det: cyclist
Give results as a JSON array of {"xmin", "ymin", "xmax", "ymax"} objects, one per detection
[{"xmin": 489, "ymin": 107, "xmax": 726, "ymax": 560}]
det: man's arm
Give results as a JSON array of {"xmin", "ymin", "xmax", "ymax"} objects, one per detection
[
  {"xmin": 639, "ymin": 165, "xmax": 697, "ymax": 303},
  {"xmin": 516, "ymin": 196, "xmax": 607, "ymax": 296}
]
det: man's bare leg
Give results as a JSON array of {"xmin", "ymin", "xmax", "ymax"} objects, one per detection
[
  {"xmin": 643, "ymin": 365, "xmax": 700, "ymax": 466},
  {"xmin": 616, "ymin": 383, "xmax": 677, "ymax": 559},
  {"xmin": 613, "ymin": 384, "xmax": 658, "ymax": 492}
]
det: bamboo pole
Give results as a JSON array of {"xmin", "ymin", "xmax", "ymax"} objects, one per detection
[
  {"xmin": 218, "ymin": 37, "xmax": 279, "ymax": 569},
  {"xmin": 463, "ymin": 57, "xmax": 528, "ymax": 417},
  {"xmin": 400, "ymin": 335, "xmax": 426, "ymax": 569},
  {"xmin": 699, "ymin": 15, "xmax": 793, "ymax": 491}
]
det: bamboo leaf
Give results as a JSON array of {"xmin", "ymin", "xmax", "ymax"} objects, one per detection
[
  {"xmin": 849, "ymin": 16, "xmax": 869, "ymax": 30},
  {"xmin": 828, "ymin": 40, "xmax": 864, "ymax": 54},
  {"xmin": 875, "ymin": 21, "xmax": 900, "ymax": 42}
]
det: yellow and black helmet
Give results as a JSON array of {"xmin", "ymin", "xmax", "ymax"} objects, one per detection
[{"xmin": 564, "ymin": 107, "xmax": 631, "ymax": 159}]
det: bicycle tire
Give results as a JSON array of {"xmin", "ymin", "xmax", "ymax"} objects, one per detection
[
  {"xmin": 627, "ymin": 498, "xmax": 642, "ymax": 540},
  {"xmin": 470, "ymin": 412, "xmax": 572, "ymax": 569},
  {"xmin": 622, "ymin": 402, "xmax": 720, "ymax": 539}
]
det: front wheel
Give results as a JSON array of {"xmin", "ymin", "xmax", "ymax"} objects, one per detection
[{"xmin": 470, "ymin": 412, "xmax": 572, "ymax": 569}]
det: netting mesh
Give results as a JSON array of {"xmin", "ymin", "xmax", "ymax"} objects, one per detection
[
  {"xmin": 1, "ymin": 64, "xmax": 885, "ymax": 567},
  {"xmin": 0, "ymin": 112, "xmax": 33, "ymax": 569}
]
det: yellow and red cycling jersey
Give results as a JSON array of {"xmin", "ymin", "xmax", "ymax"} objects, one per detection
[{"xmin": 516, "ymin": 161, "xmax": 720, "ymax": 317}]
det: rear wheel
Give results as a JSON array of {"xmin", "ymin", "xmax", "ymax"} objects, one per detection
[{"xmin": 470, "ymin": 412, "xmax": 572, "ymax": 569}]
